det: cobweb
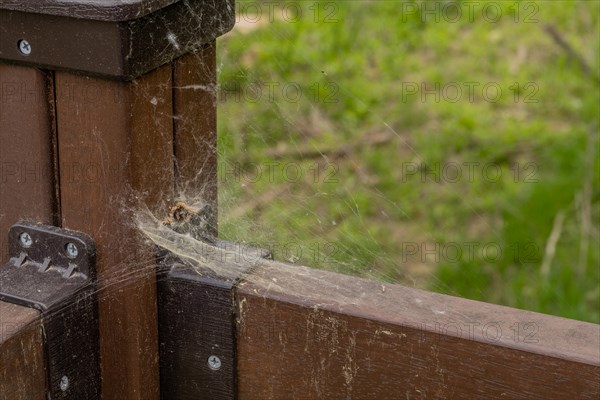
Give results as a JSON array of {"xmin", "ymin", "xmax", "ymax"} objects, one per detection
[
  {"xmin": 2, "ymin": 3, "xmax": 598, "ymax": 399},
  {"xmin": 130, "ymin": 0, "xmax": 600, "ymax": 323}
]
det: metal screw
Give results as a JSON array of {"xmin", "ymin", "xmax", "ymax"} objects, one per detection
[
  {"xmin": 17, "ymin": 39, "xmax": 32, "ymax": 56},
  {"xmin": 207, "ymin": 355, "xmax": 221, "ymax": 371},
  {"xmin": 65, "ymin": 243, "xmax": 78, "ymax": 259},
  {"xmin": 19, "ymin": 232, "xmax": 33, "ymax": 248},
  {"xmin": 60, "ymin": 376, "xmax": 69, "ymax": 392}
]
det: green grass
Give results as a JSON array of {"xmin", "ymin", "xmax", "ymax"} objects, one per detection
[{"xmin": 216, "ymin": 0, "xmax": 600, "ymax": 323}]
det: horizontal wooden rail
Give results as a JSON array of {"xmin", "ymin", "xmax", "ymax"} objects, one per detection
[
  {"xmin": 0, "ymin": 301, "xmax": 45, "ymax": 400},
  {"xmin": 235, "ymin": 261, "xmax": 600, "ymax": 399}
]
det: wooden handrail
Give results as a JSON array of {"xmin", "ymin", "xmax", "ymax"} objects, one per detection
[
  {"xmin": 235, "ymin": 261, "xmax": 600, "ymax": 399},
  {"xmin": 154, "ymin": 243, "xmax": 600, "ymax": 398}
]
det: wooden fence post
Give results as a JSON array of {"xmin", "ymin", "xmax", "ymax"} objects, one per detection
[{"xmin": 0, "ymin": 1, "xmax": 234, "ymax": 398}]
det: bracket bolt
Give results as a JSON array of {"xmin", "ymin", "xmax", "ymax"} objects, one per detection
[
  {"xmin": 60, "ymin": 376, "xmax": 69, "ymax": 391},
  {"xmin": 19, "ymin": 232, "xmax": 33, "ymax": 248},
  {"xmin": 17, "ymin": 39, "xmax": 32, "ymax": 56},
  {"xmin": 65, "ymin": 243, "xmax": 79, "ymax": 259},
  {"xmin": 207, "ymin": 355, "xmax": 222, "ymax": 371}
]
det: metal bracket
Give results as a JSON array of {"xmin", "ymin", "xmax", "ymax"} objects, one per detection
[
  {"xmin": 157, "ymin": 240, "xmax": 270, "ymax": 399},
  {"xmin": 0, "ymin": 221, "xmax": 100, "ymax": 399}
]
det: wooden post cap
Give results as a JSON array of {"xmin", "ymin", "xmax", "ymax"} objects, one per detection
[{"xmin": 0, "ymin": 0, "xmax": 234, "ymax": 80}]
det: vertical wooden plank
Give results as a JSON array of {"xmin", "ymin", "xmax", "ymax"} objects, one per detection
[
  {"xmin": 55, "ymin": 65, "xmax": 174, "ymax": 399},
  {"xmin": 173, "ymin": 42, "xmax": 218, "ymax": 235},
  {"xmin": 0, "ymin": 301, "xmax": 45, "ymax": 400},
  {"xmin": 0, "ymin": 65, "xmax": 56, "ymax": 264}
]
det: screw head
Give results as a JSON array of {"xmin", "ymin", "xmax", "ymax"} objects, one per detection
[
  {"xmin": 17, "ymin": 39, "xmax": 32, "ymax": 56},
  {"xmin": 19, "ymin": 232, "xmax": 33, "ymax": 248},
  {"xmin": 65, "ymin": 243, "xmax": 79, "ymax": 259},
  {"xmin": 60, "ymin": 376, "xmax": 69, "ymax": 392},
  {"xmin": 207, "ymin": 355, "xmax": 222, "ymax": 371}
]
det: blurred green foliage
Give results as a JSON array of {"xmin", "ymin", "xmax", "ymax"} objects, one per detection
[{"xmin": 217, "ymin": 0, "xmax": 599, "ymax": 322}]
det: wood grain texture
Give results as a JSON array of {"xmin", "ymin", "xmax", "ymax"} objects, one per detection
[
  {"xmin": 0, "ymin": 64, "xmax": 56, "ymax": 264},
  {"xmin": 0, "ymin": 301, "xmax": 45, "ymax": 400},
  {"xmin": 158, "ymin": 266, "xmax": 236, "ymax": 399},
  {"xmin": 0, "ymin": 3, "xmax": 233, "ymax": 81},
  {"xmin": 173, "ymin": 43, "xmax": 218, "ymax": 235},
  {"xmin": 55, "ymin": 66, "xmax": 174, "ymax": 400},
  {"xmin": 236, "ymin": 262, "xmax": 600, "ymax": 399},
  {"xmin": 157, "ymin": 244, "xmax": 269, "ymax": 399}
]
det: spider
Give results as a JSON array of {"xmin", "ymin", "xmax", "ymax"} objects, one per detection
[{"xmin": 163, "ymin": 201, "xmax": 214, "ymax": 243}]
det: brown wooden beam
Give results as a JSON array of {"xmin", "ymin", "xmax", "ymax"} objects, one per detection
[
  {"xmin": 236, "ymin": 262, "xmax": 600, "ymax": 399},
  {"xmin": 0, "ymin": 300, "xmax": 45, "ymax": 400},
  {"xmin": 55, "ymin": 66, "xmax": 174, "ymax": 400},
  {"xmin": 0, "ymin": 1, "xmax": 234, "ymax": 80},
  {"xmin": 173, "ymin": 42, "xmax": 218, "ymax": 234},
  {"xmin": 0, "ymin": 65, "xmax": 56, "ymax": 264}
]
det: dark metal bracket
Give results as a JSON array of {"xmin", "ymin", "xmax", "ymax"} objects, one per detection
[
  {"xmin": 0, "ymin": 221, "xmax": 100, "ymax": 399},
  {"xmin": 157, "ymin": 240, "xmax": 270, "ymax": 399}
]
